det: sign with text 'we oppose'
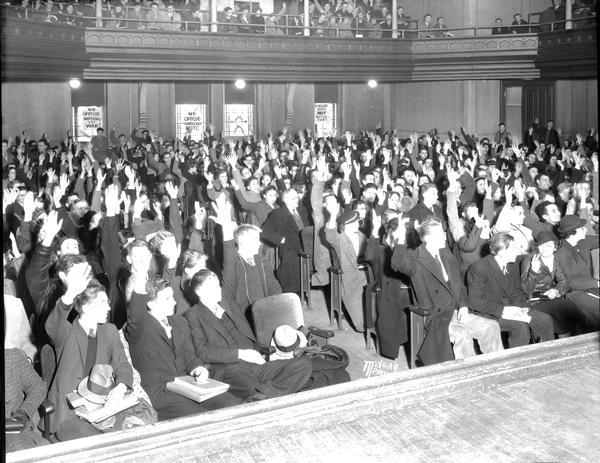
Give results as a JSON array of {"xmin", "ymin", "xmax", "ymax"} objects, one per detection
[
  {"xmin": 176, "ymin": 104, "xmax": 206, "ymax": 142},
  {"xmin": 74, "ymin": 105, "xmax": 104, "ymax": 142}
]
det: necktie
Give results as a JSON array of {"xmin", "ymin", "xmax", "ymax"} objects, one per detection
[
  {"xmin": 160, "ymin": 318, "xmax": 172, "ymax": 338},
  {"xmin": 245, "ymin": 256, "xmax": 255, "ymax": 266},
  {"xmin": 291, "ymin": 209, "xmax": 303, "ymax": 228},
  {"xmin": 435, "ymin": 254, "xmax": 449, "ymax": 281}
]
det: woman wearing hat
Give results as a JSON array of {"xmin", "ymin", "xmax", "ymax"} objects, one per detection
[
  {"xmin": 556, "ymin": 215, "xmax": 600, "ymax": 330},
  {"xmin": 364, "ymin": 211, "xmax": 409, "ymax": 358},
  {"xmin": 521, "ymin": 231, "xmax": 587, "ymax": 336}
]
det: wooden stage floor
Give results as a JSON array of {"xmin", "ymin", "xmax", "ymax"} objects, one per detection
[
  {"xmin": 302, "ymin": 288, "xmax": 410, "ymax": 380},
  {"xmin": 9, "ymin": 333, "xmax": 599, "ymax": 463}
]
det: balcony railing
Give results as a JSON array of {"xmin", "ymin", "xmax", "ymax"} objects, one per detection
[
  {"xmin": 1, "ymin": 4, "xmax": 595, "ymax": 82},
  {"xmin": 2, "ymin": 4, "xmax": 596, "ymax": 39}
]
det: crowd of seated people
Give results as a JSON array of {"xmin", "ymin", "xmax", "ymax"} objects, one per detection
[
  {"xmin": 3, "ymin": 109, "xmax": 599, "ymax": 451},
  {"xmin": 3, "ymin": 0, "xmax": 595, "ymax": 36}
]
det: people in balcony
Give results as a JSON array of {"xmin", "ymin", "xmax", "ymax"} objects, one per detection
[
  {"xmin": 511, "ymin": 13, "xmax": 529, "ymax": 33},
  {"xmin": 126, "ymin": 1, "xmax": 147, "ymax": 29},
  {"xmin": 159, "ymin": 2, "xmax": 181, "ymax": 31},
  {"xmin": 540, "ymin": 0, "xmax": 566, "ymax": 31},
  {"xmin": 419, "ymin": 13, "xmax": 433, "ymax": 38},
  {"xmin": 432, "ymin": 16, "xmax": 453, "ymax": 37},
  {"xmin": 145, "ymin": 1, "xmax": 163, "ymax": 30},
  {"xmin": 337, "ymin": 14, "xmax": 353, "ymax": 38},
  {"xmin": 251, "ymin": 6, "xmax": 266, "ymax": 34},
  {"xmin": 380, "ymin": 13, "xmax": 393, "ymax": 38},
  {"xmin": 353, "ymin": 9, "xmax": 367, "ymax": 36},
  {"xmin": 366, "ymin": 13, "xmax": 382, "ymax": 38},
  {"xmin": 237, "ymin": 7, "xmax": 253, "ymax": 34},
  {"xmin": 181, "ymin": 0, "xmax": 201, "ymax": 32},
  {"xmin": 219, "ymin": 6, "xmax": 238, "ymax": 33},
  {"xmin": 492, "ymin": 17, "xmax": 510, "ymax": 34}
]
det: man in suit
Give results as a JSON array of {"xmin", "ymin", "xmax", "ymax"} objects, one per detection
[
  {"xmin": 467, "ymin": 233, "xmax": 554, "ymax": 347},
  {"xmin": 538, "ymin": 119, "xmax": 561, "ymax": 149},
  {"xmin": 392, "ymin": 218, "xmax": 503, "ymax": 366},
  {"xmin": 222, "ymin": 223, "xmax": 282, "ymax": 315},
  {"xmin": 160, "ymin": 3, "xmax": 182, "ymax": 31},
  {"xmin": 185, "ymin": 269, "xmax": 312, "ymax": 401},
  {"xmin": 491, "ymin": 18, "xmax": 510, "ymax": 35},
  {"xmin": 261, "ymin": 188, "xmax": 311, "ymax": 293},
  {"xmin": 407, "ymin": 182, "xmax": 447, "ymax": 248},
  {"xmin": 511, "ymin": 13, "xmax": 529, "ymax": 34},
  {"xmin": 125, "ymin": 276, "xmax": 241, "ymax": 421}
]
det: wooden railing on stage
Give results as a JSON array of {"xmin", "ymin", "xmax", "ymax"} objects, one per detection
[{"xmin": 8, "ymin": 333, "xmax": 599, "ymax": 463}]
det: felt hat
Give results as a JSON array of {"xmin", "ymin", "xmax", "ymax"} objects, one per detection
[
  {"xmin": 270, "ymin": 325, "xmax": 307, "ymax": 361},
  {"xmin": 77, "ymin": 364, "xmax": 115, "ymax": 405},
  {"xmin": 338, "ymin": 210, "xmax": 360, "ymax": 225},
  {"xmin": 535, "ymin": 230, "xmax": 557, "ymax": 245},
  {"xmin": 557, "ymin": 215, "xmax": 586, "ymax": 235}
]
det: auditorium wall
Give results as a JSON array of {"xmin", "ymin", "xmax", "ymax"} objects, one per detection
[
  {"xmin": 106, "ymin": 82, "xmax": 139, "ymax": 137},
  {"xmin": 555, "ymin": 79, "xmax": 598, "ymax": 139},
  {"xmin": 389, "ymin": 80, "xmax": 501, "ymax": 140},
  {"xmin": 2, "ymin": 79, "xmax": 596, "ymax": 144},
  {"xmin": 1, "ymin": 82, "xmax": 71, "ymax": 144}
]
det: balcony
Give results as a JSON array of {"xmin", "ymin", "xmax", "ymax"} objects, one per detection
[{"xmin": 1, "ymin": 9, "xmax": 596, "ymax": 82}]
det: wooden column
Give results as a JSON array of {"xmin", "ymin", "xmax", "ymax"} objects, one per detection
[
  {"xmin": 138, "ymin": 82, "xmax": 148, "ymax": 126},
  {"xmin": 304, "ymin": 0, "xmax": 310, "ymax": 37},
  {"xmin": 391, "ymin": 0, "xmax": 398, "ymax": 39},
  {"xmin": 565, "ymin": 0, "xmax": 573, "ymax": 29},
  {"xmin": 95, "ymin": 0, "xmax": 102, "ymax": 28},
  {"xmin": 210, "ymin": 0, "xmax": 217, "ymax": 33}
]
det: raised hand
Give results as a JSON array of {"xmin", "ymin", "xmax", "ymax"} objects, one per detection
[
  {"xmin": 124, "ymin": 165, "xmax": 136, "ymax": 183},
  {"xmin": 371, "ymin": 212, "xmax": 382, "ymax": 237},
  {"xmin": 46, "ymin": 167, "xmax": 56, "ymax": 184},
  {"xmin": 165, "ymin": 181, "xmax": 178, "ymax": 199},
  {"xmin": 504, "ymin": 185, "xmax": 515, "ymax": 204},
  {"xmin": 39, "ymin": 210, "xmax": 63, "ymax": 247},
  {"xmin": 395, "ymin": 217, "xmax": 411, "ymax": 245},
  {"xmin": 62, "ymin": 262, "xmax": 92, "ymax": 303},
  {"xmin": 194, "ymin": 202, "xmax": 206, "ymax": 231},
  {"xmin": 208, "ymin": 195, "xmax": 234, "ymax": 229},
  {"xmin": 22, "ymin": 191, "xmax": 36, "ymax": 222},
  {"xmin": 95, "ymin": 167, "xmax": 106, "ymax": 191},
  {"xmin": 2, "ymin": 187, "xmax": 19, "ymax": 214},
  {"xmin": 134, "ymin": 179, "xmax": 142, "ymax": 198},
  {"xmin": 59, "ymin": 173, "xmax": 69, "ymax": 194},
  {"xmin": 203, "ymin": 171, "xmax": 214, "ymax": 184},
  {"xmin": 132, "ymin": 196, "xmax": 145, "ymax": 219},
  {"xmin": 120, "ymin": 190, "xmax": 131, "ymax": 213}
]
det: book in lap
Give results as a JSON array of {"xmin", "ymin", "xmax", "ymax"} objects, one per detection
[
  {"xmin": 75, "ymin": 394, "xmax": 139, "ymax": 423},
  {"xmin": 166, "ymin": 376, "xmax": 230, "ymax": 403}
]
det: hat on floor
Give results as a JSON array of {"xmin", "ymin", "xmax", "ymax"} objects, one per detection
[
  {"xmin": 77, "ymin": 364, "xmax": 115, "ymax": 404},
  {"xmin": 270, "ymin": 325, "xmax": 307, "ymax": 360},
  {"xmin": 557, "ymin": 215, "xmax": 586, "ymax": 235}
]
